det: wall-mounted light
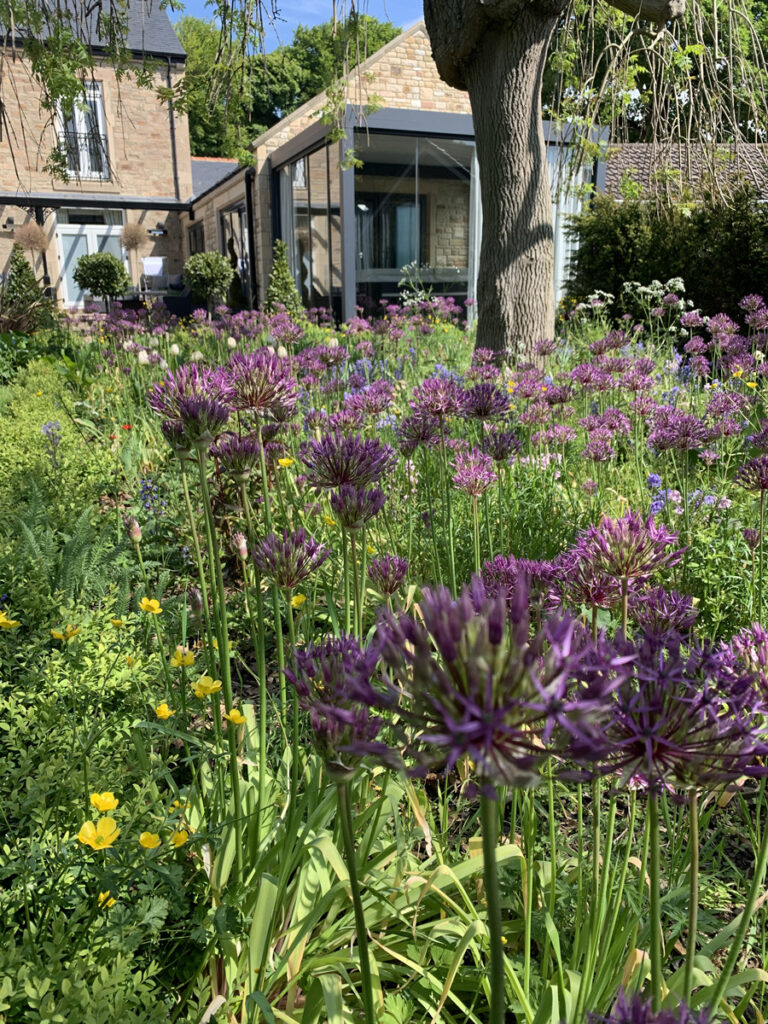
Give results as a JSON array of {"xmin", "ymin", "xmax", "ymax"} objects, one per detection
[
  {"xmin": 148, "ymin": 221, "xmax": 168, "ymax": 237},
  {"xmin": 2, "ymin": 216, "xmax": 14, "ymax": 230}
]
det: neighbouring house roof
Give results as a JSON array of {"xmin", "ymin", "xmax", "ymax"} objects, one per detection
[
  {"xmin": 2, "ymin": 1, "xmax": 186, "ymax": 60},
  {"xmin": 604, "ymin": 142, "xmax": 768, "ymax": 199},
  {"xmin": 0, "ymin": 190, "xmax": 189, "ymax": 210},
  {"xmin": 191, "ymin": 157, "xmax": 240, "ymax": 199}
]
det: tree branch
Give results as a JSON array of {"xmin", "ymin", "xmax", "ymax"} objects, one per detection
[{"xmin": 601, "ymin": 0, "xmax": 686, "ymax": 25}]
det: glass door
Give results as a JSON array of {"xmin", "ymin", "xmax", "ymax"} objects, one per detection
[{"xmin": 55, "ymin": 209, "xmax": 126, "ymax": 306}]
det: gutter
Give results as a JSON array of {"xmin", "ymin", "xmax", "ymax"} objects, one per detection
[
  {"xmin": 244, "ymin": 166, "xmax": 258, "ymax": 309},
  {"xmin": 167, "ymin": 57, "xmax": 181, "ymax": 203}
]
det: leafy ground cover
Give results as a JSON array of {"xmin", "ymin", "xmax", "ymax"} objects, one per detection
[{"xmin": 2, "ymin": 280, "xmax": 768, "ymax": 1024}]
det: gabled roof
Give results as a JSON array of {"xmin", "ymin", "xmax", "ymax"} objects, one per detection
[
  {"xmin": 604, "ymin": 142, "xmax": 768, "ymax": 199},
  {"xmin": 3, "ymin": 1, "xmax": 185, "ymax": 60},
  {"xmin": 191, "ymin": 157, "xmax": 241, "ymax": 198}
]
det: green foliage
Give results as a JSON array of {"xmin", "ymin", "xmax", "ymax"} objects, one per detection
[
  {"xmin": 73, "ymin": 253, "xmax": 130, "ymax": 307},
  {"xmin": 0, "ymin": 244, "xmax": 54, "ymax": 336},
  {"xmin": 566, "ymin": 184, "xmax": 768, "ymax": 318},
  {"xmin": 184, "ymin": 251, "xmax": 235, "ymax": 308},
  {"xmin": 265, "ymin": 239, "xmax": 304, "ymax": 317},
  {"xmin": 176, "ymin": 14, "xmax": 400, "ymax": 157}
]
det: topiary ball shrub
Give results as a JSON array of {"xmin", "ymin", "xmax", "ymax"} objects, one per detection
[
  {"xmin": 73, "ymin": 251, "xmax": 130, "ymax": 310},
  {"xmin": 265, "ymin": 238, "xmax": 304, "ymax": 319},
  {"xmin": 184, "ymin": 251, "xmax": 234, "ymax": 311}
]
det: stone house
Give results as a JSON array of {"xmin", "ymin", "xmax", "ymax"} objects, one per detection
[{"xmin": 0, "ymin": 2, "xmax": 192, "ymax": 305}]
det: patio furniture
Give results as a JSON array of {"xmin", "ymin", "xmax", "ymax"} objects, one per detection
[{"xmin": 139, "ymin": 256, "xmax": 168, "ymax": 298}]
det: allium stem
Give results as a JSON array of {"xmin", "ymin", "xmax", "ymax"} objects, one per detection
[
  {"xmin": 196, "ymin": 449, "xmax": 243, "ymax": 887},
  {"xmin": 472, "ymin": 495, "xmax": 481, "ymax": 576},
  {"xmin": 759, "ymin": 491, "xmax": 765, "ymax": 618},
  {"xmin": 284, "ymin": 590, "xmax": 300, "ymax": 812},
  {"xmin": 480, "ymin": 792, "xmax": 506, "ymax": 1024},
  {"xmin": 342, "ymin": 527, "xmax": 352, "ymax": 635},
  {"xmin": 180, "ymin": 465, "xmax": 217, "ymax": 675},
  {"xmin": 648, "ymin": 793, "xmax": 664, "ymax": 1010},
  {"xmin": 708, "ymin": 784, "xmax": 768, "ymax": 1009},
  {"xmin": 621, "ymin": 577, "xmax": 629, "ymax": 636},
  {"xmin": 336, "ymin": 780, "xmax": 377, "ymax": 1024},
  {"xmin": 438, "ymin": 419, "xmax": 457, "ymax": 593},
  {"xmin": 350, "ymin": 532, "xmax": 361, "ymax": 638},
  {"xmin": 683, "ymin": 789, "xmax": 699, "ymax": 1004}
]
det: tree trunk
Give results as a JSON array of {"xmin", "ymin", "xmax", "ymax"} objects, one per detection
[{"xmin": 464, "ymin": 10, "xmax": 558, "ymax": 360}]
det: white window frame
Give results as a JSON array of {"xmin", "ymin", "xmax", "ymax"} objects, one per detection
[
  {"xmin": 55, "ymin": 209, "xmax": 127, "ymax": 307},
  {"xmin": 58, "ymin": 82, "xmax": 110, "ymax": 181}
]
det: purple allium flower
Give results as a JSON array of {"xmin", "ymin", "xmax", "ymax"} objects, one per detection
[
  {"xmin": 628, "ymin": 585, "xmax": 697, "ymax": 637},
  {"xmin": 329, "ymin": 485, "xmax": 386, "ymax": 531},
  {"xmin": 124, "ymin": 515, "xmax": 142, "ymax": 544},
  {"xmin": 252, "ymin": 528, "xmax": 330, "ymax": 589},
  {"xmin": 743, "ymin": 527, "xmax": 761, "ymax": 550},
  {"xmin": 328, "ymin": 409, "xmax": 365, "ymax": 433},
  {"xmin": 299, "ymin": 430, "xmax": 395, "ymax": 489},
  {"xmin": 480, "ymin": 425, "xmax": 521, "ymax": 463},
  {"xmin": 735, "ymin": 454, "xmax": 768, "ymax": 492},
  {"xmin": 232, "ymin": 531, "xmax": 248, "ymax": 560},
  {"xmin": 579, "ymin": 510, "xmax": 683, "ymax": 585},
  {"xmin": 452, "ymin": 448, "xmax": 497, "ymax": 496},
  {"xmin": 533, "ymin": 338, "xmax": 557, "ymax": 357},
  {"xmin": 740, "ymin": 294, "xmax": 765, "ymax": 313},
  {"xmin": 173, "ymin": 395, "xmax": 231, "ymax": 449},
  {"xmin": 582, "ymin": 428, "xmax": 616, "ymax": 463},
  {"xmin": 285, "ymin": 635, "xmax": 386, "ymax": 778},
  {"xmin": 589, "ymin": 330, "xmax": 626, "ymax": 356},
  {"xmin": 747, "ymin": 419, "xmax": 768, "ymax": 452},
  {"xmin": 482, "ymin": 555, "xmax": 557, "ymax": 609},
  {"xmin": 367, "ymin": 555, "xmax": 409, "ymax": 596},
  {"xmin": 148, "ymin": 364, "xmax": 232, "ymax": 420},
  {"xmin": 462, "ymin": 383, "xmax": 509, "ymax": 420},
  {"xmin": 395, "ymin": 411, "xmax": 441, "ymax": 456},
  {"xmin": 599, "ymin": 633, "xmax": 768, "ymax": 788},
  {"xmin": 345, "ymin": 380, "xmax": 395, "ymax": 417},
  {"xmin": 583, "ymin": 479, "xmax": 598, "ymax": 495},
  {"xmin": 553, "ymin": 548, "xmax": 622, "ymax": 611},
  {"xmin": 226, "ymin": 349, "xmax": 298, "ymax": 415},
  {"xmin": 579, "ymin": 407, "xmax": 631, "ymax": 436},
  {"xmin": 729, "ymin": 622, "xmax": 768, "ymax": 692},
  {"xmin": 211, "ymin": 432, "xmax": 261, "ymax": 481},
  {"xmin": 411, "ymin": 376, "xmax": 465, "ymax": 419},
  {"xmin": 698, "ymin": 449, "xmax": 720, "ymax": 466},
  {"xmin": 589, "ymin": 990, "xmax": 710, "ymax": 1024},
  {"xmin": 371, "ymin": 577, "xmax": 615, "ymax": 789},
  {"xmin": 648, "ymin": 406, "xmax": 707, "ymax": 452}
]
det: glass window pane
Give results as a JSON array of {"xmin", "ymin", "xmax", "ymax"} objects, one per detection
[{"xmin": 308, "ymin": 147, "xmax": 330, "ymax": 309}]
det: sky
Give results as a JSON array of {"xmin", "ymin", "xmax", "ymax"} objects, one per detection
[{"xmin": 172, "ymin": 0, "xmax": 422, "ymax": 49}]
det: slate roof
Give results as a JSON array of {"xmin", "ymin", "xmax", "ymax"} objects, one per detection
[
  {"xmin": 191, "ymin": 157, "xmax": 240, "ymax": 198},
  {"xmin": 4, "ymin": 1, "xmax": 186, "ymax": 60},
  {"xmin": 604, "ymin": 142, "xmax": 768, "ymax": 199}
]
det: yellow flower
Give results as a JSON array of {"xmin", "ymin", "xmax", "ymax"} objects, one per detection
[
  {"xmin": 155, "ymin": 702, "xmax": 175, "ymax": 720},
  {"xmin": 291, "ymin": 594, "xmax": 306, "ymax": 609},
  {"xmin": 125, "ymin": 655, "xmax": 136, "ymax": 668},
  {"xmin": 98, "ymin": 890, "xmax": 116, "ymax": 908},
  {"xmin": 35, "ymin": 390, "xmax": 43, "ymax": 397},
  {"xmin": 733, "ymin": 368, "xmax": 744, "ymax": 379},
  {"xmin": 278, "ymin": 457, "xmax": 294, "ymax": 468},
  {"xmin": 211, "ymin": 637, "xmax": 218, "ymax": 650},
  {"xmin": 0, "ymin": 611, "xmax": 19, "ymax": 629},
  {"xmin": 170, "ymin": 830, "xmax": 189, "ymax": 848},
  {"xmin": 170, "ymin": 645, "xmax": 195, "ymax": 668},
  {"xmin": 78, "ymin": 817, "xmax": 120, "ymax": 850},
  {"xmin": 747, "ymin": 381, "xmax": 758, "ymax": 389},
  {"xmin": 366, "ymin": 545, "xmax": 375, "ymax": 555},
  {"xmin": 51, "ymin": 624, "xmax": 80, "ymax": 642},
  {"xmin": 324, "ymin": 515, "xmax": 337, "ymax": 527},
  {"xmin": 224, "ymin": 708, "xmax": 246, "ymax": 725},
  {"xmin": 192, "ymin": 675, "xmax": 222, "ymax": 699},
  {"xmin": 90, "ymin": 791, "xmax": 119, "ymax": 812},
  {"xmin": 110, "ymin": 618, "xmax": 124, "ymax": 628},
  {"xmin": 139, "ymin": 832, "xmax": 162, "ymax": 850},
  {"xmin": 139, "ymin": 597, "xmax": 163, "ymax": 615}
]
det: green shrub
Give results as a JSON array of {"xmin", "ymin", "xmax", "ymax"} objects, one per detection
[
  {"xmin": 183, "ymin": 251, "xmax": 234, "ymax": 309},
  {"xmin": 73, "ymin": 252, "xmax": 131, "ymax": 310},
  {"xmin": 566, "ymin": 183, "xmax": 768, "ymax": 319},
  {"xmin": 265, "ymin": 238, "xmax": 304, "ymax": 318},
  {"xmin": 0, "ymin": 244, "xmax": 54, "ymax": 336}
]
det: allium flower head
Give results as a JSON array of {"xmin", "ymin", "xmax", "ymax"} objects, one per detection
[
  {"xmin": 211, "ymin": 432, "xmax": 261, "ymax": 481},
  {"xmin": 589, "ymin": 990, "xmax": 710, "ymax": 1024},
  {"xmin": 395, "ymin": 411, "xmax": 441, "ymax": 456},
  {"xmin": 452, "ymin": 448, "xmax": 497, "ymax": 496},
  {"xmin": 148, "ymin": 364, "xmax": 232, "ymax": 420},
  {"xmin": 285, "ymin": 635, "xmax": 385, "ymax": 778},
  {"xmin": 462, "ymin": 383, "xmax": 509, "ymax": 420},
  {"xmin": 579, "ymin": 510, "xmax": 683, "ymax": 584},
  {"xmin": 599, "ymin": 633, "xmax": 768, "ymax": 789},
  {"xmin": 299, "ymin": 430, "xmax": 395, "ymax": 489},
  {"xmin": 648, "ymin": 406, "xmax": 707, "ymax": 452},
  {"xmin": 735, "ymin": 454, "xmax": 768, "ymax": 492},
  {"xmin": 226, "ymin": 349, "xmax": 297, "ymax": 415},
  {"xmin": 367, "ymin": 555, "xmax": 408, "ymax": 596},
  {"xmin": 252, "ymin": 528, "xmax": 330, "ymax": 589},
  {"xmin": 411, "ymin": 376, "xmax": 465, "ymax": 419},
  {"xmin": 370, "ymin": 577, "xmax": 616, "ymax": 789},
  {"xmin": 174, "ymin": 395, "xmax": 231, "ymax": 449},
  {"xmin": 628, "ymin": 585, "xmax": 697, "ymax": 637},
  {"xmin": 480, "ymin": 425, "xmax": 521, "ymax": 463},
  {"xmin": 329, "ymin": 485, "xmax": 386, "ymax": 530}
]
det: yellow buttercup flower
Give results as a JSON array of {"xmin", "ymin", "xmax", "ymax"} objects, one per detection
[
  {"xmin": 0, "ymin": 610, "xmax": 19, "ymax": 629},
  {"xmin": 51, "ymin": 624, "xmax": 80, "ymax": 642},
  {"xmin": 277, "ymin": 457, "xmax": 294, "ymax": 468},
  {"xmin": 139, "ymin": 832, "xmax": 162, "ymax": 850},
  {"xmin": 193, "ymin": 675, "xmax": 222, "ymax": 699},
  {"xmin": 35, "ymin": 390, "xmax": 43, "ymax": 397},
  {"xmin": 125, "ymin": 655, "xmax": 136, "ymax": 668},
  {"xmin": 78, "ymin": 817, "xmax": 120, "ymax": 850},
  {"xmin": 155, "ymin": 702, "xmax": 175, "ymax": 720},
  {"xmin": 366, "ymin": 545, "xmax": 375, "ymax": 555},
  {"xmin": 110, "ymin": 618, "xmax": 124, "ymax": 628},
  {"xmin": 98, "ymin": 890, "xmax": 116, "ymax": 908},
  {"xmin": 211, "ymin": 637, "xmax": 218, "ymax": 650},
  {"xmin": 139, "ymin": 597, "xmax": 163, "ymax": 615},
  {"xmin": 324, "ymin": 515, "xmax": 337, "ymax": 527},
  {"xmin": 747, "ymin": 381, "xmax": 758, "ymax": 389},
  {"xmin": 224, "ymin": 708, "xmax": 246, "ymax": 725},
  {"xmin": 733, "ymin": 368, "xmax": 744, "ymax": 379},
  {"xmin": 170, "ymin": 645, "xmax": 195, "ymax": 669},
  {"xmin": 170, "ymin": 830, "xmax": 189, "ymax": 848},
  {"xmin": 291, "ymin": 594, "xmax": 306, "ymax": 609},
  {"xmin": 90, "ymin": 791, "xmax": 119, "ymax": 812}
]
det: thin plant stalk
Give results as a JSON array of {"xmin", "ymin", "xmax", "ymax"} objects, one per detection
[
  {"xmin": 180, "ymin": 464, "xmax": 217, "ymax": 674},
  {"xmin": 648, "ymin": 793, "xmax": 664, "ymax": 1011},
  {"xmin": 337, "ymin": 779, "xmax": 377, "ymax": 1024},
  {"xmin": 480, "ymin": 791, "xmax": 506, "ymax": 1024},
  {"xmin": 683, "ymin": 789, "xmax": 699, "ymax": 1004},
  {"xmin": 284, "ymin": 589, "xmax": 300, "ymax": 811}
]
